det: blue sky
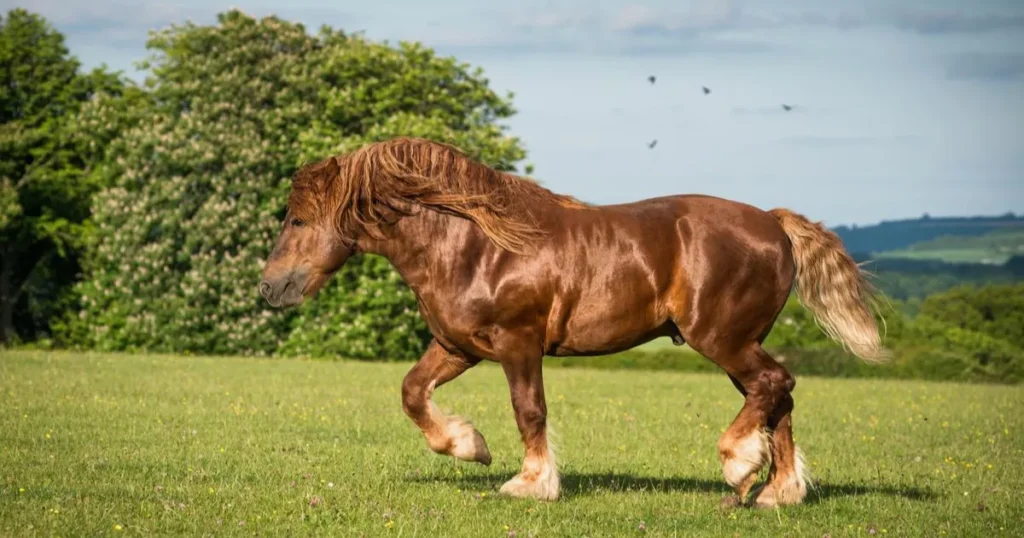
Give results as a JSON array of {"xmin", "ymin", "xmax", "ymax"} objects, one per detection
[{"xmin": 7, "ymin": 0, "xmax": 1024, "ymax": 226}]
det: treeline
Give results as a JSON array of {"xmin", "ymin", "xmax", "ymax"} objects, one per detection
[
  {"xmin": 1, "ymin": 8, "xmax": 525, "ymax": 359},
  {"xmin": 859, "ymin": 255, "xmax": 1024, "ymax": 302},
  {"xmin": 834, "ymin": 213, "xmax": 1024, "ymax": 254}
]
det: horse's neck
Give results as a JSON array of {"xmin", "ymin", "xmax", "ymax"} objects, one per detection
[{"xmin": 356, "ymin": 209, "xmax": 484, "ymax": 294}]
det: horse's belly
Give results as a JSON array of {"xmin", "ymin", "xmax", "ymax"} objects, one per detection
[
  {"xmin": 549, "ymin": 326, "xmax": 673, "ymax": 356},
  {"xmin": 546, "ymin": 291, "xmax": 675, "ymax": 357}
]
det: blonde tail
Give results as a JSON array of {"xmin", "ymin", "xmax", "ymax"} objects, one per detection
[{"xmin": 769, "ymin": 208, "xmax": 890, "ymax": 363}]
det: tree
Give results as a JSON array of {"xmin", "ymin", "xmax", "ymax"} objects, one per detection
[
  {"xmin": 70, "ymin": 10, "xmax": 528, "ymax": 358},
  {"xmin": 0, "ymin": 9, "xmax": 127, "ymax": 345},
  {"xmin": 917, "ymin": 283, "xmax": 1024, "ymax": 349}
]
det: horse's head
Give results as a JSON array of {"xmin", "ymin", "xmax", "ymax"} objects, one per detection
[{"xmin": 259, "ymin": 157, "xmax": 355, "ymax": 308}]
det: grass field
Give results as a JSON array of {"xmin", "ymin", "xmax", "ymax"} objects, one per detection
[{"xmin": 2, "ymin": 351, "xmax": 1022, "ymax": 537}]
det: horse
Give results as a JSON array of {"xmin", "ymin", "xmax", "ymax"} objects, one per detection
[{"xmin": 259, "ymin": 137, "xmax": 888, "ymax": 508}]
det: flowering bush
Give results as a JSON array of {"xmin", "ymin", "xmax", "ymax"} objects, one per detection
[{"xmin": 67, "ymin": 10, "xmax": 528, "ymax": 358}]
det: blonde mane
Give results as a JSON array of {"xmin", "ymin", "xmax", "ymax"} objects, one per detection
[{"xmin": 287, "ymin": 137, "xmax": 588, "ymax": 253}]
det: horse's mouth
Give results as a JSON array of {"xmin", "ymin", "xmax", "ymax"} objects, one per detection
[{"xmin": 260, "ymin": 277, "xmax": 305, "ymax": 308}]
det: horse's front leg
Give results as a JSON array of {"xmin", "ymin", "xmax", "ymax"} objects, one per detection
[
  {"xmin": 401, "ymin": 339, "xmax": 491, "ymax": 465},
  {"xmin": 498, "ymin": 353, "xmax": 560, "ymax": 501}
]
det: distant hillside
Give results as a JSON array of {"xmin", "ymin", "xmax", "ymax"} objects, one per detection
[
  {"xmin": 832, "ymin": 213, "xmax": 1024, "ymax": 254},
  {"xmin": 855, "ymin": 254, "xmax": 1024, "ymax": 302},
  {"xmin": 873, "ymin": 228, "xmax": 1024, "ymax": 265}
]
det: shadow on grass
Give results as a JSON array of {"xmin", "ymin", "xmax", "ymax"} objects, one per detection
[{"xmin": 406, "ymin": 472, "xmax": 938, "ymax": 503}]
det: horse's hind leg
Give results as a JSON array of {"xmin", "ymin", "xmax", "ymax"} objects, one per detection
[
  {"xmin": 752, "ymin": 393, "xmax": 810, "ymax": 507},
  {"xmin": 698, "ymin": 343, "xmax": 795, "ymax": 505},
  {"xmin": 401, "ymin": 339, "xmax": 491, "ymax": 465}
]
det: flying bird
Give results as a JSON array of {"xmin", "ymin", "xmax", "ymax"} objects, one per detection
[
  {"xmin": 648, "ymin": 139, "xmax": 657, "ymax": 149},
  {"xmin": 781, "ymin": 104, "xmax": 793, "ymax": 111},
  {"xmin": 702, "ymin": 86, "xmax": 711, "ymax": 95},
  {"xmin": 648, "ymin": 75, "xmax": 656, "ymax": 84}
]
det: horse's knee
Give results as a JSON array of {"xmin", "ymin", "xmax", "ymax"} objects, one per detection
[
  {"xmin": 753, "ymin": 365, "xmax": 794, "ymax": 401},
  {"xmin": 766, "ymin": 366, "xmax": 794, "ymax": 392}
]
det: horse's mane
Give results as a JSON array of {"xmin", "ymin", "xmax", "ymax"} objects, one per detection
[{"xmin": 287, "ymin": 137, "xmax": 588, "ymax": 254}]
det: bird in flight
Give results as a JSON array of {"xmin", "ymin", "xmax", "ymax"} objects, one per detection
[
  {"xmin": 648, "ymin": 139, "xmax": 658, "ymax": 149},
  {"xmin": 648, "ymin": 75, "xmax": 656, "ymax": 84},
  {"xmin": 702, "ymin": 86, "xmax": 711, "ymax": 95},
  {"xmin": 781, "ymin": 104, "xmax": 793, "ymax": 111}
]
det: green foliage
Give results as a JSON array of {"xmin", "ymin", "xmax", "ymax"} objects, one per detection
[
  {"xmin": 279, "ymin": 254, "xmax": 430, "ymax": 360},
  {"xmin": 0, "ymin": 8, "xmax": 129, "ymax": 345},
  {"xmin": 761, "ymin": 296, "xmax": 832, "ymax": 350},
  {"xmin": 865, "ymin": 256, "xmax": 1022, "ymax": 301},
  {"xmin": 67, "ymin": 10, "xmax": 526, "ymax": 358},
  {"xmin": 916, "ymin": 283, "xmax": 1024, "ymax": 348}
]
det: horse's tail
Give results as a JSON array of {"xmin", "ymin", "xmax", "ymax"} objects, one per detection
[{"xmin": 769, "ymin": 208, "xmax": 890, "ymax": 363}]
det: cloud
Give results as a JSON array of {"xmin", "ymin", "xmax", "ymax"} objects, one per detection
[
  {"xmin": 597, "ymin": 1, "xmax": 1024, "ymax": 39},
  {"xmin": 491, "ymin": 2, "xmax": 1024, "ymax": 57},
  {"xmin": 886, "ymin": 8, "xmax": 1024, "ymax": 34},
  {"xmin": 508, "ymin": 9, "xmax": 598, "ymax": 31},
  {"xmin": 612, "ymin": 0, "xmax": 745, "ymax": 35},
  {"xmin": 773, "ymin": 6, "xmax": 1024, "ymax": 35},
  {"xmin": 18, "ymin": 0, "xmax": 1024, "ymax": 64},
  {"xmin": 7, "ymin": 0, "xmax": 222, "ymax": 30},
  {"xmin": 617, "ymin": 38, "xmax": 772, "ymax": 56},
  {"xmin": 944, "ymin": 52, "xmax": 1024, "ymax": 81},
  {"xmin": 780, "ymin": 135, "xmax": 917, "ymax": 148},
  {"xmin": 479, "ymin": 1, "xmax": 775, "ymax": 56},
  {"xmin": 7, "ymin": 1, "xmax": 348, "ymax": 36}
]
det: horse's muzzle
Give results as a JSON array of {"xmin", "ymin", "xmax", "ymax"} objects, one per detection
[{"xmin": 259, "ymin": 272, "xmax": 306, "ymax": 308}]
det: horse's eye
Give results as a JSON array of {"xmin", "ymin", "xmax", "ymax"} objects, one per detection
[{"xmin": 291, "ymin": 218, "xmax": 304, "ymax": 227}]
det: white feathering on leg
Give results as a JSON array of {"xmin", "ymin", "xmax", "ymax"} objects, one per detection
[
  {"xmin": 424, "ymin": 401, "xmax": 492, "ymax": 465},
  {"xmin": 721, "ymin": 428, "xmax": 771, "ymax": 488},
  {"xmin": 500, "ymin": 426, "xmax": 561, "ymax": 501},
  {"xmin": 753, "ymin": 444, "xmax": 811, "ymax": 508}
]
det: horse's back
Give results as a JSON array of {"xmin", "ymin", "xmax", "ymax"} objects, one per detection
[{"xmin": 535, "ymin": 193, "xmax": 793, "ymax": 356}]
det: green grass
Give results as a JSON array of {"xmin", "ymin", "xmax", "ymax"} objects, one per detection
[
  {"xmin": 2, "ymin": 351, "xmax": 1022, "ymax": 537},
  {"xmin": 874, "ymin": 248, "xmax": 1011, "ymax": 265}
]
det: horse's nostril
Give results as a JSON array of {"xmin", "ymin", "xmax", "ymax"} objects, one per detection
[{"xmin": 259, "ymin": 281, "xmax": 272, "ymax": 297}]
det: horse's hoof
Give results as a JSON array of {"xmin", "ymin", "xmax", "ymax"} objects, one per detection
[
  {"xmin": 444, "ymin": 417, "xmax": 492, "ymax": 466},
  {"xmin": 719, "ymin": 494, "xmax": 745, "ymax": 509},
  {"xmin": 499, "ymin": 472, "xmax": 560, "ymax": 502},
  {"xmin": 751, "ymin": 485, "xmax": 777, "ymax": 509},
  {"xmin": 752, "ymin": 480, "xmax": 807, "ymax": 508}
]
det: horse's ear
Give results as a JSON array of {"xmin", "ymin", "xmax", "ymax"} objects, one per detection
[{"xmin": 324, "ymin": 157, "xmax": 341, "ymax": 179}]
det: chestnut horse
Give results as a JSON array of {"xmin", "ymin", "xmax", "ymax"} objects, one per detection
[{"xmin": 259, "ymin": 137, "xmax": 887, "ymax": 508}]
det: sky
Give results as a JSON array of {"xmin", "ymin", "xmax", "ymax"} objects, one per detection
[{"xmin": 6, "ymin": 0, "xmax": 1024, "ymax": 226}]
